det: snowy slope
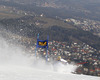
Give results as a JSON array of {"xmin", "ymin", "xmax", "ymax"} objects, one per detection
[
  {"xmin": 0, "ymin": 65, "xmax": 100, "ymax": 80},
  {"xmin": 0, "ymin": 36, "xmax": 100, "ymax": 80}
]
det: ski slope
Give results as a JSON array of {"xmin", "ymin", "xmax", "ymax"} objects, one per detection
[
  {"xmin": 0, "ymin": 65, "xmax": 100, "ymax": 80},
  {"xmin": 0, "ymin": 36, "xmax": 100, "ymax": 80}
]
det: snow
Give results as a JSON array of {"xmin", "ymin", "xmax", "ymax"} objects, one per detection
[
  {"xmin": 0, "ymin": 65, "xmax": 100, "ymax": 80},
  {"xmin": 0, "ymin": 36, "xmax": 100, "ymax": 80}
]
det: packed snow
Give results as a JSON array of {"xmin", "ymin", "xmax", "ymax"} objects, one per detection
[{"xmin": 0, "ymin": 36, "xmax": 100, "ymax": 80}]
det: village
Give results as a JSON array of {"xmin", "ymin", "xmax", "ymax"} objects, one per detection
[
  {"xmin": 24, "ymin": 39, "xmax": 100, "ymax": 77},
  {"xmin": 65, "ymin": 18, "xmax": 100, "ymax": 37}
]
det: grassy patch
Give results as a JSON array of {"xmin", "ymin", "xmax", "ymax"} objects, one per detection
[
  {"xmin": 0, "ymin": 6, "xmax": 24, "ymax": 19},
  {"xmin": 33, "ymin": 17, "xmax": 76, "ymax": 29}
]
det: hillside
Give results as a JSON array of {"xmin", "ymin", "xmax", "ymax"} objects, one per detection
[
  {"xmin": 0, "ymin": 1, "xmax": 100, "ymax": 50},
  {"xmin": 0, "ymin": 16, "xmax": 100, "ymax": 50},
  {"xmin": 0, "ymin": 0, "xmax": 100, "ymax": 20}
]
